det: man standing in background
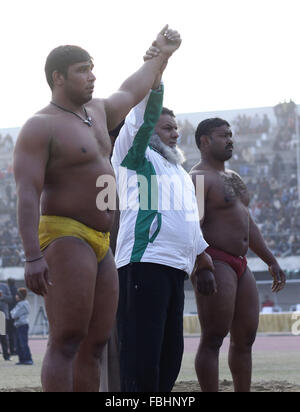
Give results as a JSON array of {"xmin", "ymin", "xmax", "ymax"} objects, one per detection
[{"xmin": 0, "ymin": 282, "xmax": 12, "ymax": 361}]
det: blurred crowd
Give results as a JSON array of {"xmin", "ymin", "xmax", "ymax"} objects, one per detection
[
  {"xmin": 0, "ymin": 134, "xmax": 14, "ymax": 153},
  {"xmin": 0, "ymin": 143, "xmax": 24, "ymax": 268},
  {"xmin": 228, "ymin": 101, "xmax": 300, "ymax": 258},
  {"xmin": 246, "ymin": 175, "xmax": 300, "ymax": 258},
  {"xmin": 273, "ymin": 100, "xmax": 298, "ymax": 151},
  {"xmin": 232, "ymin": 113, "xmax": 271, "ymax": 135}
]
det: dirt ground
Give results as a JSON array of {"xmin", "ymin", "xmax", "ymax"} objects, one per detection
[
  {"xmin": 173, "ymin": 380, "xmax": 300, "ymax": 392},
  {"xmin": 1, "ymin": 380, "xmax": 300, "ymax": 392},
  {"xmin": 1, "ymin": 335, "xmax": 300, "ymax": 392}
]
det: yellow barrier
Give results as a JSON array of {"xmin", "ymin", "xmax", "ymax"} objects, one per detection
[{"xmin": 183, "ymin": 313, "xmax": 298, "ymax": 334}]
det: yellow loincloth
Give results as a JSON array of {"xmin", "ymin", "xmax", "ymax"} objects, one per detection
[{"xmin": 39, "ymin": 215, "xmax": 110, "ymax": 263}]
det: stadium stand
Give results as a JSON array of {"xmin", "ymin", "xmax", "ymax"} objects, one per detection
[{"xmin": 0, "ymin": 133, "xmax": 24, "ymax": 269}]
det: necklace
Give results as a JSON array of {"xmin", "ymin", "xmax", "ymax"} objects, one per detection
[{"xmin": 50, "ymin": 101, "xmax": 92, "ymax": 127}]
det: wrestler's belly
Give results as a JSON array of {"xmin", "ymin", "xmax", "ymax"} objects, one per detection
[
  {"xmin": 41, "ymin": 166, "xmax": 116, "ymax": 233},
  {"xmin": 203, "ymin": 207, "xmax": 249, "ymax": 257}
]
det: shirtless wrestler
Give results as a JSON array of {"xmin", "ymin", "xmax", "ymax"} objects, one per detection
[
  {"xmin": 190, "ymin": 118, "xmax": 286, "ymax": 392},
  {"xmin": 13, "ymin": 25, "xmax": 181, "ymax": 392}
]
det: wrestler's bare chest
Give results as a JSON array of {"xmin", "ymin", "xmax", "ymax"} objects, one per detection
[
  {"xmin": 46, "ymin": 120, "xmax": 112, "ymax": 175},
  {"xmin": 202, "ymin": 170, "xmax": 250, "ymax": 255}
]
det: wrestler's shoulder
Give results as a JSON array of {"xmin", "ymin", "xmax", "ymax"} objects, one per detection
[
  {"xmin": 86, "ymin": 98, "xmax": 105, "ymax": 111},
  {"xmin": 24, "ymin": 104, "xmax": 59, "ymax": 126},
  {"xmin": 17, "ymin": 106, "xmax": 56, "ymax": 145},
  {"xmin": 225, "ymin": 168, "xmax": 245, "ymax": 181},
  {"xmin": 190, "ymin": 164, "xmax": 218, "ymax": 179},
  {"xmin": 189, "ymin": 165, "xmax": 218, "ymax": 190}
]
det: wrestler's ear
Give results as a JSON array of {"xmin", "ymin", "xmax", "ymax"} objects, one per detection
[
  {"xmin": 201, "ymin": 135, "xmax": 212, "ymax": 149},
  {"xmin": 52, "ymin": 70, "xmax": 65, "ymax": 87}
]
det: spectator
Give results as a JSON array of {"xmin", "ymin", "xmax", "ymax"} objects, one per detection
[
  {"xmin": 10, "ymin": 288, "xmax": 33, "ymax": 366},
  {"xmin": 7, "ymin": 278, "xmax": 18, "ymax": 355},
  {"xmin": 262, "ymin": 114, "xmax": 270, "ymax": 133},
  {"xmin": 272, "ymin": 154, "xmax": 285, "ymax": 180},
  {"xmin": 0, "ymin": 282, "xmax": 13, "ymax": 360},
  {"xmin": 262, "ymin": 295, "xmax": 275, "ymax": 309}
]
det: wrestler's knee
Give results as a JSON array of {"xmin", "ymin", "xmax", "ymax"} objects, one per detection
[
  {"xmin": 201, "ymin": 333, "xmax": 227, "ymax": 351},
  {"xmin": 230, "ymin": 332, "xmax": 257, "ymax": 352},
  {"xmin": 50, "ymin": 333, "xmax": 87, "ymax": 360},
  {"xmin": 80, "ymin": 334, "xmax": 110, "ymax": 361},
  {"xmin": 90, "ymin": 336, "xmax": 110, "ymax": 360}
]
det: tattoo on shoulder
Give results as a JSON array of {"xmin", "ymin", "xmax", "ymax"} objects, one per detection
[{"xmin": 222, "ymin": 172, "xmax": 249, "ymax": 202}]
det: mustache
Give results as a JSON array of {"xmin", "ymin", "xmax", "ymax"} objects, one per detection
[{"xmin": 226, "ymin": 144, "xmax": 234, "ymax": 149}]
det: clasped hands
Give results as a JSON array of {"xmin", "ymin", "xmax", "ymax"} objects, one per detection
[{"xmin": 144, "ymin": 24, "xmax": 182, "ymax": 64}]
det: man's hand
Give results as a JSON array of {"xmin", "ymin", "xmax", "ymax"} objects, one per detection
[
  {"xmin": 194, "ymin": 269, "xmax": 217, "ymax": 296},
  {"xmin": 25, "ymin": 258, "xmax": 52, "ymax": 296},
  {"xmin": 192, "ymin": 252, "xmax": 217, "ymax": 296},
  {"xmin": 153, "ymin": 25, "xmax": 182, "ymax": 58},
  {"xmin": 143, "ymin": 45, "xmax": 161, "ymax": 61},
  {"xmin": 269, "ymin": 262, "xmax": 286, "ymax": 293},
  {"xmin": 144, "ymin": 46, "xmax": 168, "ymax": 74},
  {"xmin": 144, "ymin": 45, "xmax": 168, "ymax": 90}
]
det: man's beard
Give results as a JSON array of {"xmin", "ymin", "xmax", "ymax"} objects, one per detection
[{"xmin": 149, "ymin": 133, "xmax": 186, "ymax": 165}]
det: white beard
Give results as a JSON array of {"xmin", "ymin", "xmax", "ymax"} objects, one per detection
[{"xmin": 150, "ymin": 134, "xmax": 186, "ymax": 165}]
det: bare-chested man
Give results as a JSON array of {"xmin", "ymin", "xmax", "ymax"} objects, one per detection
[
  {"xmin": 13, "ymin": 26, "xmax": 181, "ymax": 392},
  {"xmin": 190, "ymin": 118, "xmax": 286, "ymax": 392}
]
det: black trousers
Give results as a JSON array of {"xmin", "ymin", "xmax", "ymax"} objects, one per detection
[
  {"xmin": 117, "ymin": 262, "xmax": 185, "ymax": 392},
  {"xmin": 0, "ymin": 320, "xmax": 10, "ymax": 360},
  {"xmin": 16, "ymin": 324, "xmax": 33, "ymax": 363},
  {"xmin": 7, "ymin": 318, "xmax": 17, "ymax": 354}
]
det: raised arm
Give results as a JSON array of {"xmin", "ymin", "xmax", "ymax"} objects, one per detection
[
  {"xmin": 249, "ymin": 215, "xmax": 286, "ymax": 292},
  {"xmin": 104, "ymin": 25, "xmax": 181, "ymax": 131},
  {"xmin": 13, "ymin": 117, "xmax": 52, "ymax": 296},
  {"xmin": 111, "ymin": 49, "xmax": 169, "ymax": 168}
]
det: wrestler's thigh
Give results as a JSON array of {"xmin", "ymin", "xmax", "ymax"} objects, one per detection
[
  {"xmin": 43, "ymin": 237, "xmax": 98, "ymax": 337},
  {"xmin": 194, "ymin": 261, "xmax": 238, "ymax": 336},
  {"xmin": 86, "ymin": 249, "xmax": 119, "ymax": 344},
  {"xmin": 230, "ymin": 267, "xmax": 259, "ymax": 341}
]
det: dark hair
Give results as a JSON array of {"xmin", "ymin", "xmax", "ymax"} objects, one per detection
[
  {"xmin": 17, "ymin": 288, "xmax": 27, "ymax": 301},
  {"xmin": 45, "ymin": 45, "xmax": 93, "ymax": 90},
  {"xmin": 161, "ymin": 107, "xmax": 175, "ymax": 117},
  {"xmin": 195, "ymin": 117, "xmax": 230, "ymax": 150}
]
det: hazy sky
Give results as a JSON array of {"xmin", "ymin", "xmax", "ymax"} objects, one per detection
[{"xmin": 1, "ymin": 0, "xmax": 300, "ymax": 128}]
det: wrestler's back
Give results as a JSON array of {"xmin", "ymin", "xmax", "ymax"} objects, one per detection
[
  {"xmin": 40, "ymin": 101, "xmax": 115, "ymax": 232},
  {"xmin": 194, "ymin": 167, "xmax": 250, "ymax": 257}
]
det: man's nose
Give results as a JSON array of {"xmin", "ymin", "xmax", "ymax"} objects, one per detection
[
  {"xmin": 89, "ymin": 71, "xmax": 96, "ymax": 82},
  {"xmin": 172, "ymin": 130, "xmax": 179, "ymax": 139}
]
